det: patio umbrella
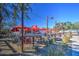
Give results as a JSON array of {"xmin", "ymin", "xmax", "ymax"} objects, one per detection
[
  {"xmin": 11, "ymin": 25, "xmax": 31, "ymax": 32},
  {"xmin": 11, "ymin": 27, "xmax": 19, "ymax": 32},
  {"xmin": 31, "ymin": 25, "xmax": 39, "ymax": 32},
  {"xmin": 24, "ymin": 27, "xmax": 31, "ymax": 32}
]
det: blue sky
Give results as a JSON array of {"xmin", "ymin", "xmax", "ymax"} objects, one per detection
[{"xmin": 18, "ymin": 3, "xmax": 79, "ymax": 28}]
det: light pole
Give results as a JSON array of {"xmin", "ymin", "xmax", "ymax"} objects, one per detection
[
  {"xmin": 46, "ymin": 16, "xmax": 54, "ymax": 33},
  {"xmin": 46, "ymin": 16, "xmax": 53, "ymax": 42},
  {"xmin": 46, "ymin": 16, "xmax": 49, "ymax": 32}
]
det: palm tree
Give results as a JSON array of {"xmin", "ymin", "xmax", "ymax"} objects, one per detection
[
  {"xmin": 10, "ymin": 4, "xmax": 20, "ymax": 27},
  {"xmin": 17, "ymin": 3, "xmax": 32, "ymax": 52},
  {"xmin": 0, "ymin": 4, "xmax": 10, "ymax": 30},
  {"xmin": 21, "ymin": 3, "xmax": 32, "ymax": 52},
  {"xmin": 12, "ymin": 4, "xmax": 19, "ymax": 27}
]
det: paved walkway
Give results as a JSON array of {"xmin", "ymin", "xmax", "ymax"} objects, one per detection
[
  {"xmin": 0, "ymin": 38, "xmax": 18, "ymax": 55},
  {"xmin": 68, "ymin": 36, "xmax": 79, "ymax": 51},
  {"xmin": 0, "ymin": 38, "xmax": 36, "ymax": 56}
]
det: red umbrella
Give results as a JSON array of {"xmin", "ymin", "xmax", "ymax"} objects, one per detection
[
  {"xmin": 24, "ymin": 27, "xmax": 31, "ymax": 32},
  {"xmin": 11, "ymin": 25, "xmax": 31, "ymax": 32},
  {"xmin": 32, "ymin": 25, "xmax": 39, "ymax": 32},
  {"xmin": 11, "ymin": 28, "xmax": 19, "ymax": 32}
]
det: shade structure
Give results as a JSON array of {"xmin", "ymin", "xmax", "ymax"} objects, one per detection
[
  {"xmin": 39, "ymin": 28, "xmax": 61, "ymax": 33},
  {"xmin": 39, "ymin": 28, "xmax": 49, "ymax": 33},
  {"xmin": 11, "ymin": 25, "xmax": 59, "ymax": 33},
  {"xmin": 50, "ymin": 28, "xmax": 60, "ymax": 33}
]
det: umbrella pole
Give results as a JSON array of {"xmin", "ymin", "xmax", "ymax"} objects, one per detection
[
  {"xmin": 33, "ymin": 37, "xmax": 34, "ymax": 47},
  {"xmin": 46, "ymin": 16, "xmax": 49, "ymax": 42}
]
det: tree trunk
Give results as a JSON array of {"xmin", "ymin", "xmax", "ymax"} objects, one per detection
[
  {"xmin": 0, "ymin": 4, "xmax": 2, "ymax": 30},
  {"xmin": 21, "ymin": 3, "xmax": 24, "ymax": 52},
  {"xmin": 0, "ymin": 16, "xmax": 3, "ymax": 30}
]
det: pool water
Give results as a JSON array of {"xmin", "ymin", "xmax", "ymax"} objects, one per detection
[
  {"xmin": 66, "ymin": 49, "xmax": 79, "ymax": 56},
  {"xmin": 72, "ymin": 50, "xmax": 79, "ymax": 56}
]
